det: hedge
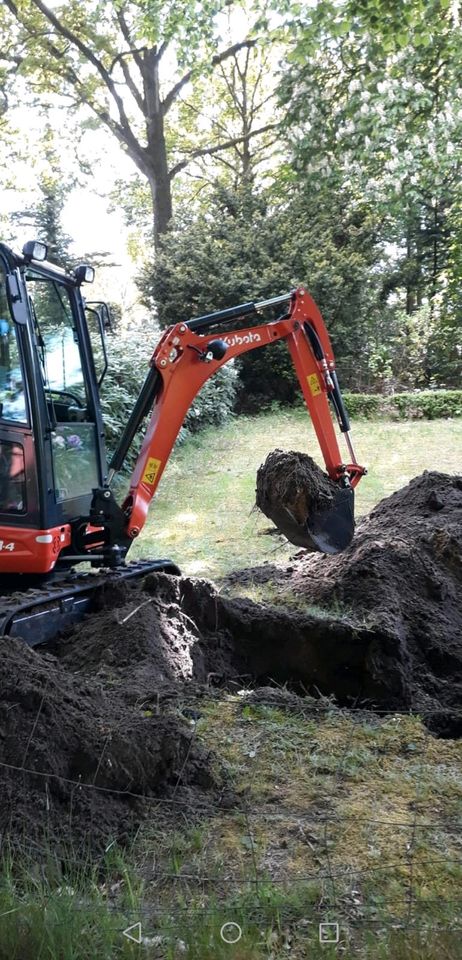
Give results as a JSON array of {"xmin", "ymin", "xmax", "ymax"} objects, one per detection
[{"xmin": 342, "ymin": 390, "xmax": 462, "ymax": 420}]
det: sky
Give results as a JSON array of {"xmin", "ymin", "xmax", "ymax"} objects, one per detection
[{"xmin": 2, "ymin": 97, "xmax": 142, "ymax": 316}]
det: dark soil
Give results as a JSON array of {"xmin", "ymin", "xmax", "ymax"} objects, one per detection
[
  {"xmin": 227, "ymin": 471, "xmax": 462, "ymax": 737},
  {"xmin": 1, "ymin": 469, "xmax": 461, "ymax": 857},
  {"xmin": 0, "ymin": 575, "xmax": 246, "ymax": 858}
]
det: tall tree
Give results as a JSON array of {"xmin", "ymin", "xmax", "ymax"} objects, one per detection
[
  {"xmin": 280, "ymin": 0, "xmax": 462, "ymax": 314},
  {"xmin": 175, "ymin": 41, "xmax": 280, "ymax": 192},
  {"xmin": 1, "ymin": 0, "xmax": 275, "ymax": 245},
  {"xmin": 35, "ymin": 126, "xmax": 73, "ymax": 265}
]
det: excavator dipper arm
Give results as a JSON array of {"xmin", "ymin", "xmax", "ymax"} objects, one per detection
[{"xmin": 115, "ymin": 287, "xmax": 366, "ymax": 554}]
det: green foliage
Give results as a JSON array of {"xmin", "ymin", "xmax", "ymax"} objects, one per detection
[
  {"xmin": 140, "ymin": 184, "xmax": 386, "ymax": 404},
  {"xmin": 343, "ymin": 389, "xmax": 462, "ymax": 420},
  {"xmin": 0, "ymin": 849, "xmax": 133, "ymax": 960},
  {"xmin": 279, "ymin": 0, "xmax": 462, "ymax": 373},
  {"xmin": 342, "ymin": 393, "xmax": 382, "ymax": 419}
]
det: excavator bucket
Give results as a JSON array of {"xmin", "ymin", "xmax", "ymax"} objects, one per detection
[{"xmin": 264, "ymin": 486, "xmax": 355, "ymax": 555}]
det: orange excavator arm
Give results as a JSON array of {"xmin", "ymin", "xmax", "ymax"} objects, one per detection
[{"xmin": 106, "ymin": 288, "xmax": 365, "ymax": 555}]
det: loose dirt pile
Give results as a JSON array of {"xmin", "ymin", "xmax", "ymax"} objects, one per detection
[
  {"xmin": 233, "ymin": 469, "xmax": 462, "ymax": 736},
  {"xmin": 0, "ymin": 469, "xmax": 461, "ymax": 856},
  {"xmin": 0, "ymin": 577, "xmax": 245, "ymax": 857}
]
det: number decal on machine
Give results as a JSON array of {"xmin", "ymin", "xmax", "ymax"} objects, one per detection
[
  {"xmin": 0, "ymin": 541, "xmax": 15, "ymax": 551},
  {"xmin": 141, "ymin": 457, "xmax": 162, "ymax": 486}
]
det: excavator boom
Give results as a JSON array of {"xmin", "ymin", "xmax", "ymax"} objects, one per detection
[{"xmin": 105, "ymin": 287, "xmax": 365, "ymax": 555}]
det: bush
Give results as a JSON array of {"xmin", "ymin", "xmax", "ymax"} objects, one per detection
[
  {"xmin": 342, "ymin": 393, "xmax": 382, "ymax": 419},
  {"xmin": 179, "ymin": 363, "xmax": 238, "ymax": 438},
  {"xmin": 343, "ymin": 390, "xmax": 462, "ymax": 420},
  {"xmin": 99, "ymin": 332, "xmax": 238, "ymax": 470}
]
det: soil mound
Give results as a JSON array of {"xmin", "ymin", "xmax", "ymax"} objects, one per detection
[
  {"xmin": 231, "ymin": 471, "xmax": 462, "ymax": 736},
  {"xmin": 1, "ymin": 470, "xmax": 461, "ymax": 857},
  {"xmin": 54, "ymin": 573, "xmax": 243, "ymax": 696},
  {"xmin": 0, "ymin": 625, "xmax": 228, "ymax": 857}
]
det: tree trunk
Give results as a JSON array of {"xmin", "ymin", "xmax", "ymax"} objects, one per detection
[
  {"xmin": 142, "ymin": 47, "xmax": 173, "ymax": 248},
  {"xmin": 147, "ymin": 157, "xmax": 173, "ymax": 249}
]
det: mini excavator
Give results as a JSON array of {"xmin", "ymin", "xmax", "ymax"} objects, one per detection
[{"xmin": 0, "ymin": 239, "xmax": 365, "ymax": 644}]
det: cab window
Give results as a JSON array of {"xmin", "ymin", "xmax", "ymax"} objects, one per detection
[
  {"xmin": 25, "ymin": 270, "xmax": 87, "ymax": 412},
  {"xmin": 0, "ymin": 266, "xmax": 27, "ymax": 423},
  {"xmin": 0, "ymin": 440, "xmax": 26, "ymax": 513}
]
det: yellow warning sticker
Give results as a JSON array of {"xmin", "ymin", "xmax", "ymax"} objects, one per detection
[
  {"xmin": 142, "ymin": 457, "xmax": 162, "ymax": 486},
  {"xmin": 307, "ymin": 373, "xmax": 322, "ymax": 396}
]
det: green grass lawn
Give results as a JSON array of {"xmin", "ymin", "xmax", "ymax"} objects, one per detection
[{"xmin": 129, "ymin": 411, "xmax": 462, "ymax": 579}]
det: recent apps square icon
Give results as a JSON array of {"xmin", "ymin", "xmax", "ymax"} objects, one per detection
[{"xmin": 319, "ymin": 921, "xmax": 339, "ymax": 944}]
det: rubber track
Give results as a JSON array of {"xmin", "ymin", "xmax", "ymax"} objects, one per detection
[{"xmin": 0, "ymin": 559, "xmax": 180, "ymax": 647}]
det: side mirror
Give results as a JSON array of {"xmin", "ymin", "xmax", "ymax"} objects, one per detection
[
  {"xmin": 85, "ymin": 304, "xmax": 109, "ymax": 388},
  {"xmin": 100, "ymin": 302, "xmax": 114, "ymax": 332}
]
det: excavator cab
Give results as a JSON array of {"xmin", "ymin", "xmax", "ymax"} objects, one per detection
[{"xmin": 0, "ymin": 241, "xmax": 108, "ymax": 572}]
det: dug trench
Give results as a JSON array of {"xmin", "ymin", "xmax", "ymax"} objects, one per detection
[{"xmin": 0, "ymin": 464, "xmax": 461, "ymax": 855}]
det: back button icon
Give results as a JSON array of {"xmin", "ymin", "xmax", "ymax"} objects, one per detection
[{"xmin": 123, "ymin": 922, "xmax": 142, "ymax": 944}]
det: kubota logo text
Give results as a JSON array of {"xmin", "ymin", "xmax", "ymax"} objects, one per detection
[{"xmin": 223, "ymin": 332, "xmax": 261, "ymax": 347}]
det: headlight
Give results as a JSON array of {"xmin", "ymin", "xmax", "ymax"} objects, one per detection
[
  {"xmin": 74, "ymin": 264, "xmax": 95, "ymax": 284},
  {"xmin": 22, "ymin": 240, "xmax": 48, "ymax": 262}
]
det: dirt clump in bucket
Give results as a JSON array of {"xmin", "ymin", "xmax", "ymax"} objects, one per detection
[
  {"xmin": 255, "ymin": 449, "xmax": 342, "ymax": 550},
  {"xmin": 256, "ymin": 449, "xmax": 337, "ymax": 527}
]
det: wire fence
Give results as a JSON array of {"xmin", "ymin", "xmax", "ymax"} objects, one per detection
[{"xmin": 1, "ymin": 684, "xmax": 461, "ymax": 951}]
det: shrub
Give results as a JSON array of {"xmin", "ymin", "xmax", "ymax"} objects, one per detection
[
  {"xmin": 342, "ymin": 393, "xmax": 382, "ymax": 419},
  {"xmin": 342, "ymin": 390, "xmax": 462, "ymax": 420}
]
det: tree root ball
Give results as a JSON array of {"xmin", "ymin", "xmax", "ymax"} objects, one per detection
[{"xmin": 255, "ymin": 449, "xmax": 338, "ymax": 529}]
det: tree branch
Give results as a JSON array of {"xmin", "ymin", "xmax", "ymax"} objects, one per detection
[
  {"xmin": 162, "ymin": 38, "xmax": 257, "ymax": 115},
  {"xmin": 109, "ymin": 50, "xmax": 146, "ymax": 114},
  {"xmin": 4, "ymin": 0, "xmax": 151, "ymax": 177},
  {"xmin": 29, "ymin": 0, "xmax": 143, "ymax": 160},
  {"xmin": 169, "ymin": 121, "xmax": 277, "ymax": 179},
  {"xmin": 115, "ymin": 7, "xmax": 144, "ymax": 73}
]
